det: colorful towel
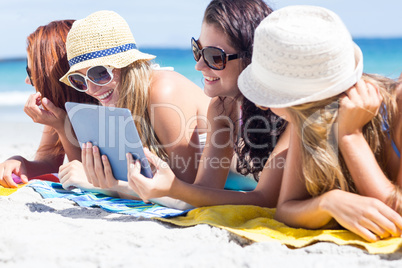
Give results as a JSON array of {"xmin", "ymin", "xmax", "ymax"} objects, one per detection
[
  {"xmin": 28, "ymin": 180, "xmax": 189, "ymax": 218},
  {"xmin": 0, "ymin": 173, "xmax": 61, "ymax": 196},
  {"xmin": 159, "ymin": 205, "xmax": 402, "ymax": 254}
]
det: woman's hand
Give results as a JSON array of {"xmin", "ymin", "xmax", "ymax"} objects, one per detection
[
  {"xmin": 24, "ymin": 92, "xmax": 67, "ymax": 132},
  {"xmin": 81, "ymin": 142, "xmax": 118, "ymax": 189},
  {"xmin": 322, "ymin": 190, "xmax": 402, "ymax": 242},
  {"xmin": 338, "ymin": 79, "xmax": 383, "ymax": 137},
  {"xmin": 127, "ymin": 148, "xmax": 176, "ymax": 202},
  {"xmin": 0, "ymin": 158, "xmax": 28, "ymax": 188},
  {"xmin": 58, "ymin": 160, "xmax": 94, "ymax": 190}
]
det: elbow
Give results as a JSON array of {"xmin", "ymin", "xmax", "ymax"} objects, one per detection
[
  {"xmin": 273, "ymin": 201, "xmax": 288, "ymax": 224},
  {"xmin": 385, "ymin": 185, "xmax": 402, "ymax": 215},
  {"xmin": 257, "ymin": 193, "xmax": 278, "ymax": 209},
  {"xmin": 274, "ymin": 198, "xmax": 333, "ymax": 230}
]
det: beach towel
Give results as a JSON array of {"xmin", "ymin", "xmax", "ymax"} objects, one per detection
[
  {"xmin": 28, "ymin": 180, "xmax": 189, "ymax": 218},
  {"xmin": 0, "ymin": 173, "xmax": 61, "ymax": 196},
  {"xmin": 158, "ymin": 205, "xmax": 402, "ymax": 254}
]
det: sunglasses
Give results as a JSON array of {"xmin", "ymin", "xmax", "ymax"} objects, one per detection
[
  {"xmin": 68, "ymin": 65, "xmax": 114, "ymax": 92},
  {"xmin": 191, "ymin": 37, "xmax": 241, "ymax": 70},
  {"xmin": 26, "ymin": 65, "xmax": 34, "ymax": 87}
]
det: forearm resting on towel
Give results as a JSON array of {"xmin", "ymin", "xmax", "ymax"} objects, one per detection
[{"xmin": 84, "ymin": 180, "xmax": 194, "ymax": 210}]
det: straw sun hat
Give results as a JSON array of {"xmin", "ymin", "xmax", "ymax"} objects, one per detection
[
  {"xmin": 60, "ymin": 10, "xmax": 155, "ymax": 86},
  {"xmin": 238, "ymin": 5, "xmax": 363, "ymax": 108}
]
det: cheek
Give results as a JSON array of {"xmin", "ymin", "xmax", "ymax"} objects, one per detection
[
  {"xmin": 223, "ymin": 62, "xmax": 242, "ymax": 86},
  {"xmin": 220, "ymin": 68, "xmax": 240, "ymax": 88},
  {"xmin": 113, "ymin": 71, "xmax": 121, "ymax": 83},
  {"xmin": 111, "ymin": 71, "xmax": 122, "ymax": 91},
  {"xmin": 270, "ymin": 108, "xmax": 283, "ymax": 117},
  {"xmin": 271, "ymin": 108, "xmax": 291, "ymax": 122}
]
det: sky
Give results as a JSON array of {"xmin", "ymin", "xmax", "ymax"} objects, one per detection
[{"xmin": 1, "ymin": 0, "xmax": 402, "ymax": 59}]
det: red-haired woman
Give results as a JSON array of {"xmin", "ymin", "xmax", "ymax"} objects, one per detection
[{"xmin": 0, "ymin": 20, "xmax": 98, "ymax": 187}]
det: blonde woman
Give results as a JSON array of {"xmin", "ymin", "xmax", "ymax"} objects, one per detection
[
  {"xmin": 238, "ymin": 5, "xmax": 402, "ymax": 242},
  {"xmin": 57, "ymin": 11, "xmax": 210, "ymax": 198}
]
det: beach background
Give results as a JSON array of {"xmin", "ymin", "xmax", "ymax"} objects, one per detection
[{"xmin": 1, "ymin": 0, "xmax": 402, "ymax": 267}]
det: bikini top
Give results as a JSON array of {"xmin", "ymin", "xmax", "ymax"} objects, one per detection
[
  {"xmin": 382, "ymin": 106, "xmax": 400, "ymax": 158},
  {"xmin": 198, "ymin": 132, "xmax": 207, "ymax": 149}
]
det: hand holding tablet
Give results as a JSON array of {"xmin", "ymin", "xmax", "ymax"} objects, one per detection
[{"xmin": 65, "ymin": 102, "xmax": 153, "ymax": 181}]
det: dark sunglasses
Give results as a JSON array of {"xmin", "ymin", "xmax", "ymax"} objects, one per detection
[
  {"xmin": 191, "ymin": 37, "xmax": 241, "ymax": 70},
  {"xmin": 68, "ymin": 65, "xmax": 114, "ymax": 92},
  {"xmin": 26, "ymin": 65, "xmax": 34, "ymax": 87}
]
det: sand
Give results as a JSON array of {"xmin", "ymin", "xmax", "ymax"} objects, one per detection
[{"xmin": 1, "ymin": 108, "xmax": 402, "ymax": 267}]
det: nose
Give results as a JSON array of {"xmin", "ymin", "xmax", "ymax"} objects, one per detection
[
  {"xmin": 25, "ymin": 75, "xmax": 31, "ymax": 85},
  {"xmin": 85, "ymin": 79, "xmax": 101, "ymax": 95},
  {"xmin": 195, "ymin": 57, "xmax": 208, "ymax": 71}
]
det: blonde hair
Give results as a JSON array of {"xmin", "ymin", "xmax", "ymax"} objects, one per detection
[
  {"xmin": 117, "ymin": 60, "xmax": 168, "ymax": 161},
  {"xmin": 288, "ymin": 73, "xmax": 399, "ymax": 197}
]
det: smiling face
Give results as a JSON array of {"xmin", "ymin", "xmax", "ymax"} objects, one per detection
[
  {"xmin": 195, "ymin": 22, "xmax": 243, "ymax": 99},
  {"xmin": 73, "ymin": 67, "xmax": 121, "ymax": 106}
]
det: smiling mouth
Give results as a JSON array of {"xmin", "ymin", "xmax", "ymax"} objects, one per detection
[
  {"xmin": 204, "ymin": 76, "xmax": 219, "ymax": 82},
  {"xmin": 98, "ymin": 89, "xmax": 114, "ymax": 100}
]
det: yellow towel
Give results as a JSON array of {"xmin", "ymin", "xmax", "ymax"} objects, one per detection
[
  {"xmin": 159, "ymin": 205, "xmax": 402, "ymax": 254},
  {"xmin": 0, "ymin": 184, "xmax": 27, "ymax": 196}
]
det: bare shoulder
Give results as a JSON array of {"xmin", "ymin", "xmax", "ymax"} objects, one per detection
[{"xmin": 149, "ymin": 70, "xmax": 206, "ymax": 104}]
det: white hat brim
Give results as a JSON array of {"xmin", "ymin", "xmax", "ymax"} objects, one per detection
[{"xmin": 238, "ymin": 43, "xmax": 363, "ymax": 108}]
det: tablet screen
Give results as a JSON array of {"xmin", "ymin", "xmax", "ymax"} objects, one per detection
[{"xmin": 65, "ymin": 102, "xmax": 153, "ymax": 181}]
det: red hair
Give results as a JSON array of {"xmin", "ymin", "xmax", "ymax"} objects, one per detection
[{"xmin": 26, "ymin": 20, "xmax": 98, "ymax": 155}]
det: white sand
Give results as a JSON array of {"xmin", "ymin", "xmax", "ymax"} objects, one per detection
[{"xmin": 1, "ymin": 109, "xmax": 402, "ymax": 267}]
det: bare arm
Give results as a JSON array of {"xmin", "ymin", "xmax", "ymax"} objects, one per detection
[
  {"xmin": 275, "ymin": 125, "xmax": 402, "ymax": 242},
  {"xmin": 337, "ymin": 81, "xmax": 397, "ymax": 202},
  {"xmin": 149, "ymin": 70, "xmax": 210, "ymax": 183},
  {"xmin": 193, "ymin": 97, "xmax": 236, "ymax": 188},
  {"xmin": 339, "ymin": 134, "xmax": 395, "ymax": 200},
  {"xmin": 274, "ymin": 125, "xmax": 333, "ymax": 227},
  {"xmin": 24, "ymin": 94, "xmax": 81, "ymax": 162},
  {"xmin": 127, "ymin": 124, "xmax": 289, "ymax": 208},
  {"xmin": 126, "ymin": 97, "xmax": 238, "ymax": 205},
  {"xmin": 59, "ymin": 155, "xmax": 194, "ymax": 210},
  {"xmin": 164, "ymin": 126, "xmax": 289, "ymax": 207},
  {"xmin": 58, "ymin": 159, "xmax": 140, "ymax": 199},
  {"xmin": 0, "ymin": 93, "xmax": 84, "ymax": 188},
  {"xmin": 0, "ymin": 126, "xmax": 64, "ymax": 187}
]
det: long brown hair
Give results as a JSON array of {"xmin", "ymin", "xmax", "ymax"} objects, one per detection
[
  {"xmin": 26, "ymin": 20, "xmax": 98, "ymax": 155},
  {"xmin": 204, "ymin": 0, "xmax": 286, "ymax": 180}
]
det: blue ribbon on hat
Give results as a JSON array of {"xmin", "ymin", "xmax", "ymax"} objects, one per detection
[{"xmin": 68, "ymin": 43, "xmax": 137, "ymax": 67}]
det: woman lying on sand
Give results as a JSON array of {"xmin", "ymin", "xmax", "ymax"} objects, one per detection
[
  {"xmin": 236, "ymin": 5, "xmax": 402, "ymax": 242},
  {"xmin": 56, "ymin": 10, "xmax": 210, "ymax": 200},
  {"xmin": 1, "ymin": 11, "xmax": 210, "ymax": 194},
  {"xmin": 122, "ymin": 0, "xmax": 290, "ymax": 208},
  {"xmin": 0, "ymin": 20, "xmax": 98, "ymax": 188}
]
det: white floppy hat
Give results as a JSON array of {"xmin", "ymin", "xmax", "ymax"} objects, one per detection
[
  {"xmin": 60, "ymin": 10, "xmax": 155, "ymax": 86},
  {"xmin": 238, "ymin": 5, "xmax": 363, "ymax": 108}
]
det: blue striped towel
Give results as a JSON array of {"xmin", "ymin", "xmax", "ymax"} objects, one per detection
[{"xmin": 28, "ymin": 180, "xmax": 189, "ymax": 218}]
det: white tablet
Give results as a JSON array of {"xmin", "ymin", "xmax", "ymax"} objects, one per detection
[{"xmin": 65, "ymin": 102, "xmax": 153, "ymax": 181}]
